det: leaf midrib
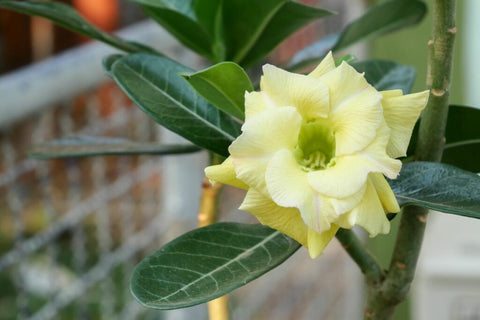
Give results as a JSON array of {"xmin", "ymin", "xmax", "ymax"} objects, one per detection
[
  {"xmin": 150, "ymin": 230, "xmax": 282, "ymax": 304},
  {"xmin": 192, "ymin": 75, "xmax": 243, "ymax": 118},
  {"xmin": 396, "ymin": 195, "xmax": 480, "ymax": 218},
  {"xmin": 232, "ymin": 1, "xmax": 287, "ymax": 63},
  {"xmin": 117, "ymin": 61, "xmax": 236, "ymax": 141}
]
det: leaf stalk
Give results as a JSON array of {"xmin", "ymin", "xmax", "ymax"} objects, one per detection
[{"xmin": 198, "ymin": 177, "xmax": 229, "ymax": 320}]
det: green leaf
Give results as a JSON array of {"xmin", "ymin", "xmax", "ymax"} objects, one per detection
[
  {"xmin": 222, "ymin": 0, "xmax": 289, "ymax": 63},
  {"xmin": 0, "ymin": 1, "xmax": 158, "ymax": 54},
  {"xmin": 234, "ymin": 1, "xmax": 334, "ymax": 67},
  {"xmin": 332, "ymin": 0, "xmax": 427, "ymax": 52},
  {"xmin": 443, "ymin": 105, "xmax": 480, "ymax": 172},
  {"xmin": 194, "ymin": 0, "xmax": 224, "ymax": 60},
  {"xmin": 127, "ymin": 0, "xmax": 225, "ymax": 61},
  {"xmin": 407, "ymin": 106, "xmax": 480, "ymax": 171},
  {"xmin": 28, "ymin": 136, "xmax": 201, "ymax": 159},
  {"xmin": 126, "ymin": 0, "xmax": 195, "ymax": 13},
  {"xmin": 334, "ymin": 54, "xmax": 357, "ymax": 66},
  {"xmin": 352, "ymin": 59, "xmax": 416, "ymax": 93},
  {"xmin": 103, "ymin": 54, "xmax": 124, "ymax": 77},
  {"xmin": 181, "ymin": 62, "xmax": 253, "ymax": 120},
  {"xmin": 390, "ymin": 162, "xmax": 480, "ymax": 219},
  {"xmin": 131, "ymin": 223, "xmax": 300, "ymax": 310},
  {"xmin": 288, "ymin": 0, "xmax": 426, "ymax": 70},
  {"xmin": 136, "ymin": 1, "xmax": 215, "ymax": 60},
  {"xmin": 442, "ymin": 141, "xmax": 480, "ymax": 173},
  {"xmin": 287, "ymin": 34, "xmax": 339, "ymax": 70},
  {"xmin": 126, "ymin": 0, "xmax": 332, "ymax": 65},
  {"xmin": 444, "ymin": 105, "xmax": 480, "ymax": 144},
  {"xmin": 109, "ymin": 54, "xmax": 241, "ymax": 157}
]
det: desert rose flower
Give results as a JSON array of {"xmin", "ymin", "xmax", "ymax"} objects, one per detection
[{"xmin": 205, "ymin": 52, "xmax": 429, "ymax": 258}]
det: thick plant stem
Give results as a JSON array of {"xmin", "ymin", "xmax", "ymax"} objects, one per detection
[
  {"xmin": 364, "ymin": 206, "xmax": 428, "ymax": 319},
  {"xmin": 417, "ymin": 0, "xmax": 457, "ymax": 163},
  {"xmin": 364, "ymin": 1, "xmax": 456, "ymax": 319},
  {"xmin": 336, "ymin": 229, "xmax": 384, "ymax": 286},
  {"xmin": 198, "ymin": 178, "xmax": 229, "ymax": 320}
]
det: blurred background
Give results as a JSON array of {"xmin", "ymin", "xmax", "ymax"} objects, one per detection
[{"xmin": 0, "ymin": 0, "xmax": 478, "ymax": 319}]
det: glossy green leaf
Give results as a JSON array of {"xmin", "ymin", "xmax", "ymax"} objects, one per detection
[
  {"xmin": 288, "ymin": 0, "xmax": 426, "ymax": 71},
  {"xmin": 126, "ymin": 0, "xmax": 195, "ymax": 12},
  {"xmin": 136, "ymin": 1, "xmax": 215, "ymax": 60},
  {"xmin": 194, "ymin": 0, "xmax": 223, "ymax": 36},
  {"xmin": 181, "ymin": 62, "xmax": 253, "ymax": 120},
  {"xmin": 109, "ymin": 54, "xmax": 241, "ymax": 157},
  {"xmin": 390, "ymin": 162, "xmax": 480, "ymax": 219},
  {"xmin": 131, "ymin": 223, "xmax": 300, "ymax": 310},
  {"xmin": 0, "ymin": 1, "xmax": 158, "ymax": 54},
  {"xmin": 407, "ymin": 105, "xmax": 480, "ymax": 172},
  {"xmin": 233, "ymin": 1, "xmax": 334, "ymax": 67},
  {"xmin": 442, "ymin": 141, "xmax": 480, "ymax": 173},
  {"xmin": 127, "ymin": 0, "xmax": 225, "ymax": 61},
  {"xmin": 127, "ymin": 0, "xmax": 332, "ymax": 65},
  {"xmin": 28, "ymin": 136, "xmax": 201, "ymax": 159},
  {"xmin": 443, "ymin": 106, "xmax": 480, "ymax": 172},
  {"xmin": 194, "ymin": 0, "xmax": 225, "ymax": 60},
  {"xmin": 444, "ymin": 105, "xmax": 480, "ymax": 144},
  {"xmin": 103, "ymin": 54, "xmax": 124, "ymax": 77},
  {"xmin": 352, "ymin": 60, "xmax": 416, "ymax": 93},
  {"xmin": 222, "ymin": 0, "xmax": 288, "ymax": 63}
]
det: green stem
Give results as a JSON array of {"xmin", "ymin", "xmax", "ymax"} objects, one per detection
[
  {"xmin": 363, "ymin": 206, "xmax": 428, "ymax": 319},
  {"xmin": 364, "ymin": 1, "xmax": 457, "ymax": 319},
  {"xmin": 416, "ymin": 0, "xmax": 457, "ymax": 163},
  {"xmin": 335, "ymin": 229, "xmax": 384, "ymax": 286}
]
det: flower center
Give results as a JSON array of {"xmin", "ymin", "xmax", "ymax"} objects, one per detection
[
  {"xmin": 296, "ymin": 119, "xmax": 335, "ymax": 172},
  {"xmin": 301, "ymin": 150, "xmax": 329, "ymax": 170}
]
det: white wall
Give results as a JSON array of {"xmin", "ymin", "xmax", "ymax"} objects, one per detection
[{"xmin": 463, "ymin": 0, "xmax": 480, "ymax": 108}]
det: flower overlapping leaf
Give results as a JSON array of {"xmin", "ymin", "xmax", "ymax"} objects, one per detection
[{"xmin": 205, "ymin": 52, "xmax": 429, "ymax": 258}]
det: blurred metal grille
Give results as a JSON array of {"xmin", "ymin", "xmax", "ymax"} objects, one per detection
[{"xmin": 0, "ymin": 80, "xmax": 172, "ymax": 319}]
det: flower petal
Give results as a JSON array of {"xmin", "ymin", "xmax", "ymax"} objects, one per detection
[
  {"xmin": 336, "ymin": 178, "xmax": 390, "ymax": 236},
  {"xmin": 230, "ymin": 107, "xmax": 302, "ymax": 156},
  {"xmin": 360, "ymin": 123, "xmax": 403, "ymax": 180},
  {"xmin": 370, "ymin": 172, "xmax": 400, "ymax": 213},
  {"xmin": 315, "ymin": 61, "xmax": 384, "ymax": 155},
  {"xmin": 309, "ymin": 51, "xmax": 336, "ymax": 78},
  {"xmin": 230, "ymin": 107, "xmax": 302, "ymax": 194},
  {"xmin": 308, "ymin": 156, "xmax": 371, "ymax": 198},
  {"xmin": 239, "ymin": 188, "xmax": 308, "ymax": 246},
  {"xmin": 264, "ymin": 150, "xmax": 341, "ymax": 233},
  {"xmin": 308, "ymin": 124, "xmax": 402, "ymax": 198},
  {"xmin": 244, "ymin": 91, "xmax": 274, "ymax": 120},
  {"xmin": 380, "ymin": 89, "xmax": 403, "ymax": 99},
  {"xmin": 319, "ymin": 62, "xmax": 371, "ymax": 110},
  {"xmin": 329, "ymin": 184, "xmax": 367, "ymax": 215},
  {"xmin": 330, "ymin": 85, "xmax": 383, "ymax": 155},
  {"xmin": 260, "ymin": 64, "xmax": 330, "ymax": 120},
  {"xmin": 382, "ymin": 90, "xmax": 429, "ymax": 158},
  {"xmin": 307, "ymin": 225, "xmax": 339, "ymax": 258},
  {"xmin": 299, "ymin": 192, "xmax": 337, "ymax": 233},
  {"xmin": 204, "ymin": 157, "xmax": 248, "ymax": 190},
  {"xmin": 265, "ymin": 149, "xmax": 310, "ymax": 208}
]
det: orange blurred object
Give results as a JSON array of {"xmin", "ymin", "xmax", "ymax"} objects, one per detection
[{"xmin": 73, "ymin": 0, "xmax": 119, "ymax": 32}]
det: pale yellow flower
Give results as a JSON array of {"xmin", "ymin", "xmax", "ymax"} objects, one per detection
[{"xmin": 205, "ymin": 52, "xmax": 429, "ymax": 258}]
